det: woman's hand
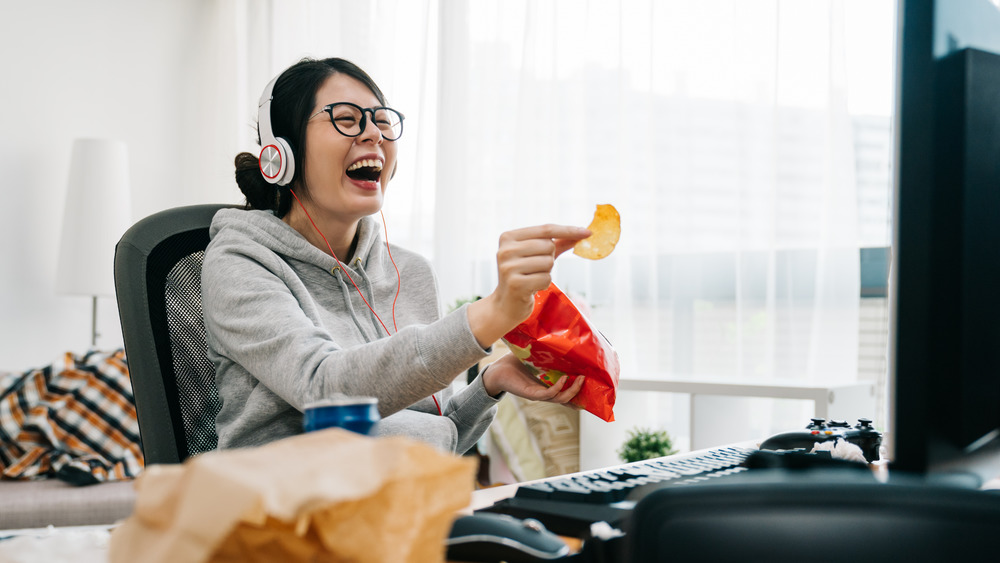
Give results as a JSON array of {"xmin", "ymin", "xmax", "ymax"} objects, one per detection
[
  {"xmin": 481, "ymin": 354, "xmax": 585, "ymax": 404},
  {"xmin": 467, "ymin": 224, "xmax": 590, "ymax": 348}
]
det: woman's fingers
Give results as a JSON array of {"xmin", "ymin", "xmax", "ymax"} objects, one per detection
[
  {"xmin": 470, "ymin": 223, "xmax": 592, "ymax": 347},
  {"xmin": 496, "ymin": 225, "xmax": 590, "ymax": 294},
  {"xmin": 498, "ymin": 226, "xmax": 589, "ymax": 268},
  {"xmin": 483, "ymin": 356, "xmax": 586, "ymax": 407},
  {"xmin": 548, "ymin": 375, "xmax": 585, "ymax": 403},
  {"xmin": 503, "ymin": 224, "xmax": 591, "ymax": 245},
  {"xmin": 498, "ymin": 232, "xmax": 586, "ymax": 269},
  {"xmin": 496, "ymin": 254, "xmax": 556, "ymax": 280},
  {"xmin": 553, "ymin": 237, "xmax": 584, "ymax": 258},
  {"xmin": 534, "ymin": 374, "xmax": 585, "ymax": 404}
]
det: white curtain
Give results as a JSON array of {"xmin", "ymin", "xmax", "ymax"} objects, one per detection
[
  {"xmin": 216, "ymin": 0, "xmax": 893, "ymax": 449},
  {"xmin": 431, "ymin": 0, "xmax": 861, "ymax": 385}
]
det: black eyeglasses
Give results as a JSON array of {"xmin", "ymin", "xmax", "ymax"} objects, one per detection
[{"xmin": 309, "ymin": 102, "xmax": 405, "ymax": 141}]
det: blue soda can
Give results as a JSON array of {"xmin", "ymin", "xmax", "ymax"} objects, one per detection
[{"xmin": 303, "ymin": 396, "xmax": 380, "ymax": 435}]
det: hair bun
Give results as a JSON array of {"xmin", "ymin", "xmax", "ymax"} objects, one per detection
[{"xmin": 235, "ymin": 152, "xmax": 278, "ymax": 211}]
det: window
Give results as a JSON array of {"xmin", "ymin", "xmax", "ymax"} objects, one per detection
[{"xmin": 248, "ymin": 0, "xmax": 896, "ymax": 456}]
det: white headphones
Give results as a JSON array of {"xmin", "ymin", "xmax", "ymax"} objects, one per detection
[{"xmin": 257, "ymin": 76, "xmax": 296, "ymax": 186}]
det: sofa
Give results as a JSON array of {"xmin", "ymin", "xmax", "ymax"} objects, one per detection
[
  {"xmin": 0, "ymin": 345, "xmax": 582, "ymax": 531},
  {"xmin": 0, "ymin": 350, "xmax": 140, "ymax": 530},
  {"xmin": 0, "ymin": 479, "xmax": 135, "ymax": 530}
]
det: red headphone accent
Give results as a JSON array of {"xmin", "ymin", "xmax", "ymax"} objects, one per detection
[{"xmin": 259, "ymin": 144, "xmax": 283, "ymax": 180}]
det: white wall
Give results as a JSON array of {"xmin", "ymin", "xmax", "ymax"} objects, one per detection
[{"xmin": 0, "ymin": 0, "xmax": 246, "ymax": 370}]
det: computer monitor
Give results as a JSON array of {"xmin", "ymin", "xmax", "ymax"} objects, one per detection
[{"xmin": 890, "ymin": 0, "xmax": 1000, "ymax": 482}]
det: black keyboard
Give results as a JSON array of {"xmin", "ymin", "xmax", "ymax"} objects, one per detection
[{"xmin": 478, "ymin": 446, "xmax": 755, "ymax": 537}]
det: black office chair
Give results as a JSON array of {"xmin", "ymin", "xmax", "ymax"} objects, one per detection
[
  {"xmin": 114, "ymin": 203, "xmax": 235, "ymax": 465},
  {"xmin": 621, "ymin": 468, "xmax": 1000, "ymax": 562}
]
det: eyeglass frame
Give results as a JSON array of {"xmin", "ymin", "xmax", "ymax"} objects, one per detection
[{"xmin": 308, "ymin": 102, "xmax": 405, "ymax": 141}]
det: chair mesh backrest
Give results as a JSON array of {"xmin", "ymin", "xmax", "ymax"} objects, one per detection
[{"xmin": 164, "ymin": 250, "xmax": 221, "ymax": 458}]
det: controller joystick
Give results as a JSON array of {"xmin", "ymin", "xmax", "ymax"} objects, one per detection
[{"xmin": 759, "ymin": 417, "xmax": 883, "ymax": 463}]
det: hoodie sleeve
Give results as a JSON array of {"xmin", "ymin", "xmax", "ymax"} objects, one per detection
[
  {"xmin": 443, "ymin": 374, "xmax": 503, "ymax": 454},
  {"xmin": 202, "ymin": 228, "xmax": 490, "ymax": 421}
]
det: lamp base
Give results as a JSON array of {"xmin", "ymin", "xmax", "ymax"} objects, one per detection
[{"xmin": 91, "ymin": 295, "xmax": 99, "ymax": 349}]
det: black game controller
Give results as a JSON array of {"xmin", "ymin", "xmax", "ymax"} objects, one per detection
[{"xmin": 759, "ymin": 418, "xmax": 882, "ymax": 463}]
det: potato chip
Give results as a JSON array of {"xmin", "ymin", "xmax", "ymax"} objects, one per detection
[{"xmin": 574, "ymin": 204, "xmax": 620, "ymax": 260}]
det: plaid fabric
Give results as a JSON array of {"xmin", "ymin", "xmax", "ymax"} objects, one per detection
[{"xmin": 0, "ymin": 349, "xmax": 144, "ymax": 484}]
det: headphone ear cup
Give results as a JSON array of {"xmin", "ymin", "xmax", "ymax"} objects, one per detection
[
  {"xmin": 259, "ymin": 137, "xmax": 296, "ymax": 186},
  {"xmin": 274, "ymin": 137, "xmax": 296, "ymax": 186}
]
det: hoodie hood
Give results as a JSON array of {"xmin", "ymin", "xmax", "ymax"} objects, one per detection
[
  {"xmin": 208, "ymin": 208, "xmax": 401, "ymax": 342},
  {"xmin": 209, "ymin": 208, "xmax": 387, "ymax": 275}
]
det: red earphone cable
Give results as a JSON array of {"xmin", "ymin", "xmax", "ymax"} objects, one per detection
[
  {"xmin": 289, "ymin": 189, "xmax": 392, "ymax": 336},
  {"xmin": 379, "ymin": 210, "xmax": 402, "ymax": 333},
  {"xmin": 289, "ymin": 190, "xmax": 442, "ymax": 416}
]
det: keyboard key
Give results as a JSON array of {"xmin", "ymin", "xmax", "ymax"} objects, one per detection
[
  {"xmin": 507, "ymin": 447, "xmax": 754, "ymax": 510},
  {"xmin": 482, "ymin": 446, "xmax": 756, "ymax": 537},
  {"xmin": 513, "ymin": 482, "xmax": 555, "ymax": 500}
]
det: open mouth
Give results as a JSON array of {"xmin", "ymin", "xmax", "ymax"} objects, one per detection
[{"xmin": 346, "ymin": 159, "xmax": 383, "ymax": 183}]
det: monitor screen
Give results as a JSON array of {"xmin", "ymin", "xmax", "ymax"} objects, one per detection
[{"xmin": 890, "ymin": 0, "xmax": 1000, "ymax": 481}]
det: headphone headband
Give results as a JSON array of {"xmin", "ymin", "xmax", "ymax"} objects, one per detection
[{"xmin": 257, "ymin": 75, "xmax": 295, "ymax": 186}]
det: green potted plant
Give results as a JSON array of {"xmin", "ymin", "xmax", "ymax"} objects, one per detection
[{"xmin": 617, "ymin": 427, "xmax": 677, "ymax": 463}]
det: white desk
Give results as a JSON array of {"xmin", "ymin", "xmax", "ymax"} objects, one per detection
[
  {"xmin": 618, "ymin": 377, "xmax": 876, "ymax": 422},
  {"xmin": 581, "ymin": 377, "xmax": 877, "ymax": 469}
]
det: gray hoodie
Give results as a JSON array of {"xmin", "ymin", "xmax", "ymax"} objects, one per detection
[{"xmin": 202, "ymin": 208, "xmax": 499, "ymax": 453}]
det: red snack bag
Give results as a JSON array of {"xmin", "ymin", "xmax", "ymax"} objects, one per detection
[{"xmin": 502, "ymin": 283, "xmax": 620, "ymax": 422}]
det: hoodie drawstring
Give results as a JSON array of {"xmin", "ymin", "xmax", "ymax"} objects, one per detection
[
  {"xmin": 331, "ymin": 267, "xmax": 379, "ymax": 342},
  {"xmin": 352, "ymin": 259, "xmax": 386, "ymax": 336},
  {"xmin": 288, "ymin": 188, "xmax": 393, "ymax": 336}
]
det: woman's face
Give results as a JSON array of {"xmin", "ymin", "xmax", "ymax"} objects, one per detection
[{"xmin": 300, "ymin": 73, "xmax": 398, "ymax": 222}]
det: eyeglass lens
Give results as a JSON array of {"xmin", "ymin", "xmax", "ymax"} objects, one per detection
[{"xmin": 328, "ymin": 103, "xmax": 403, "ymax": 141}]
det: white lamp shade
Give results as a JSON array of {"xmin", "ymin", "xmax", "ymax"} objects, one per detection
[{"xmin": 55, "ymin": 138, "xmax": 133, "ymax": 297}]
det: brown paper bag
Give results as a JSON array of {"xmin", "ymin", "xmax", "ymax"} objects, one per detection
[{"xmin": 109, "ymin": 428, "xmax": 477, "ymax": 563}]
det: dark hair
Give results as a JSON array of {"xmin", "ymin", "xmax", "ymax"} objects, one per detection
[{"xmin": 234, "ymin": 57, "xmax": 388, "ymax": 216}]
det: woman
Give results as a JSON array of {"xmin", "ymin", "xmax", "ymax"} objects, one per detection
[{"xmin": 202, "ymin": 57, "xmax": 590, "ymax": 453}]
